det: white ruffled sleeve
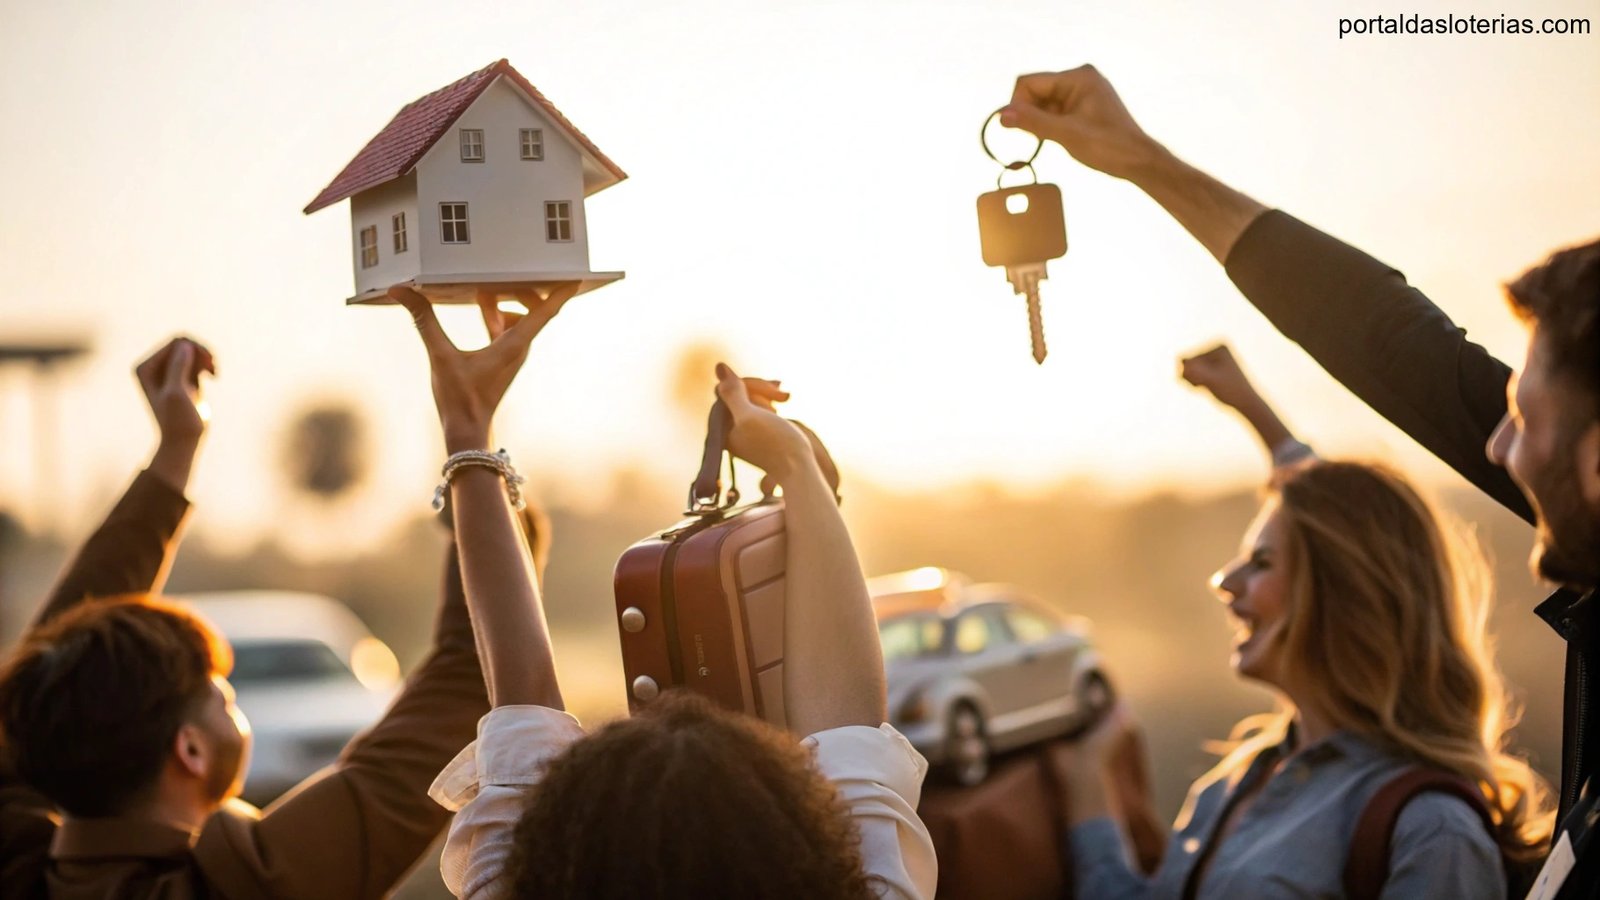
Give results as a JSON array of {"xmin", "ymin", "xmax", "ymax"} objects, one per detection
[
  {"xmin": 805, "ymin": 723, "xmax": 938, "ymax": 899},
  {"xmin": 428, "ymin": 705, "xmax": 586, "ymax": 900}
]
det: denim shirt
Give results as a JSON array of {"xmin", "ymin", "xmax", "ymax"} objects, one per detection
[{"xmin": 1069, "ymin": 730, "xmax": 1504, "ymax": 900}]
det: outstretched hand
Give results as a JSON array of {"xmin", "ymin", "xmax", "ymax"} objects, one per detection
[
  {"xmin": 714, "ymin": 363, "xmax": 817, "ymax": 486},
  {"xmin": 391, "ymin": 284, "xmax": 578, "ymax": 452},
  {"xmin": 1000, "ymin": 65, "xmax": 1162, "ymax": 182}
]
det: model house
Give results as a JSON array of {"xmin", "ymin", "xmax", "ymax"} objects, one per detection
[{"xmin": 305, "ymin": 59, "xmax": 626, "ymax": 304}]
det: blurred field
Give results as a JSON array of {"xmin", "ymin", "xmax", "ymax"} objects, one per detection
[{"xmin": 0, "ymin": 471, "xmax": 1564, "ymax": 897}]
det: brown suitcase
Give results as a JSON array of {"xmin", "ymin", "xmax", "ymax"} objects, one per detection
[{"xmin": 612, "ymin": 401, "xmax": 839, "ymax": 728}]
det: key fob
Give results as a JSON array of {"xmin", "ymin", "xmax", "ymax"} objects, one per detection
[{"xmin": 977, "ymin": 183, "xmax": 1068, "ymax": 268}]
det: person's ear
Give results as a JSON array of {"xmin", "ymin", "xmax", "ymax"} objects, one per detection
[
  {"xmin": 1578, "ymin": 419, "xmax": 1600, "ymax": 512},
  {"xmin": 173, "ymin": 722, "xmax": 210, "ymax": 778}
]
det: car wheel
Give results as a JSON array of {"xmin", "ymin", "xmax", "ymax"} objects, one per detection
[
  {"xmin": 945, "ymin": 703, "xmax": 991, "ymax": 787},
  {"xmin": 1063, "ymin": 671, "xmax": 1115, "ymax": 739}
]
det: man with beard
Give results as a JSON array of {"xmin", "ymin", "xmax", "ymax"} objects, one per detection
[
  {"xmin": 998, "ymin": 65, "xmax": 1599, "ymax": 898},
  {"xmin": 0, "ymin": 336, "xmax": 494, "ymax": 899}
]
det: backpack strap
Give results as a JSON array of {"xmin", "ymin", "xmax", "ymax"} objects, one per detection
[{"xmin": 1344, "ymin": 766, "xmax": 1496, "ymax": 900}]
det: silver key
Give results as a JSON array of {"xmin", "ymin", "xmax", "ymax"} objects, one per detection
[
  {"xmin": 977, "ymin": 182, "xmax": 1068, "ymax": 365},
  {"xmin": 1006, "ymin": 262, "xmax": 1049, "ymax": 364}
]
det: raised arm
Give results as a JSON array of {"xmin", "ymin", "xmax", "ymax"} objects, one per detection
[
  {"xmin": 715, "ymin": 364, "xmax": 887, "ymax": 735},
  {"xmin": 1002, "ymin": 66, "xmax": 1527, "ymax": 521},
  {"xmin": 392, "ymin": 284, "xmax": 571, "ymax": 710},
  {"xmin": 1179, "ymin": 344, "xmax": 1315, "ymax": 479},
  {"xmin": 34, "ymin": 338, "xmax": 211, "ymax": 627},
  {"xmin": 193, "ymin": 288, "xmax": 577, "ymax": 897}
]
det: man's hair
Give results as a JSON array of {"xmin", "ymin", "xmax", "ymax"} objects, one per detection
[
  {"xmin": 508, "ymin": 691, "xmax": 875, "ymax": 899},
  {"xmin": 0, "ymin": 595, "xmax": 231, "ymax": 817},
  {"xmin": 1506, "ymin": 238, "xmax": 1600, "ymax": 411}
]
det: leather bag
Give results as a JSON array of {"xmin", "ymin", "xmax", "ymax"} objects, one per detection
[{"xmin": 612, "ymin": 401, "xmax": 838, "ymax": 728}]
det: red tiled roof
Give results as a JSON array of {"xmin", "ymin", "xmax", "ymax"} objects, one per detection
[{"xmin": 304, "ymin": 59, "xmax": 627, "ymax": 214}]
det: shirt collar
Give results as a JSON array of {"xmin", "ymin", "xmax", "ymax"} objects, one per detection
[
  {"xmin": 1276, "ymin": 723, "xmax": 1385, "ymax": 766},
  {"xmin": 1536, "ymin": 587, "xmax": 1596, "ymax": 642},
  {"xmin": 50, "ymin": 815, "xmax": 196, "ymax": 862}
]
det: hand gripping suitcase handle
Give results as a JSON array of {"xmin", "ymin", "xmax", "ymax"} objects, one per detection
[{"xmin": 686, "ymin": 400, "xmax": 843, "ymax": 515}]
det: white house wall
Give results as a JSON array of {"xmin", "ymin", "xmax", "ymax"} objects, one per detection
[
  {"xmin": 351, "ymin": 174, "xmax": 420, "ymax": 296},
  {"xmin": 415, "ymin": 78, "xmax": 592, "ymax": 278}
]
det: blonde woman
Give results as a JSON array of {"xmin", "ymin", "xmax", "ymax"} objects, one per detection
[{"xmin": 1056, "ymin": 358, "xmax": 1552, "ymax": 897}]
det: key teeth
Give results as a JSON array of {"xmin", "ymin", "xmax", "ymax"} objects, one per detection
[{"xmin": 1027, "ymin": 294, "xmax": 1047, "ymax": 364}]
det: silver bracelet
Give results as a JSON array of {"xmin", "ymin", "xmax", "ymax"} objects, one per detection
[
  {"xmin": 432, "ymin": 448, "xmax": 527, "ymax": 511},
  {"xmin": 1269, "ymin": 438, "xmax": 1318, "ymax": 469}
]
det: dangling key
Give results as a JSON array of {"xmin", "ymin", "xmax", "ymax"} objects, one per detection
[{"xmin": 977, "ymin": 182, "xmax": 1067, "ymax": 364}]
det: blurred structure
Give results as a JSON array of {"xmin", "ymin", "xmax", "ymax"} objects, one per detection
[
  {"xmin": 0, "ymin": 339, "xmax": 91, "ymax": 534},
  {"xmin": 280, "ymin": 400, "xmax": 371, "ymax": 501}
]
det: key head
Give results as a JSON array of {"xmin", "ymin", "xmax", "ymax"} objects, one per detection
[{"xmin": 977, "ymin": 182, "xmax": 1068, "ymax": 268}]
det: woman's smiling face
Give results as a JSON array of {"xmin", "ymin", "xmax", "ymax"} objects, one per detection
[{"xmin": 1211, "ymin": 499, "xmax": 1293, "ymax": 687}]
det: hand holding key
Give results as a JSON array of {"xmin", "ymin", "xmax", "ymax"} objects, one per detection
[{"xmin": 1001, "ymin": 65, "xmax": 1163, "ymax": 182}]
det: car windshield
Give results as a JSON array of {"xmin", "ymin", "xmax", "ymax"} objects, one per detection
[
  {"xmin": 230, "ymin": 639, "xmax": 356, "ymax": 686},
  {"xmin": 879, "ymin": 614, "xmax": 945, "ymax": 662}
]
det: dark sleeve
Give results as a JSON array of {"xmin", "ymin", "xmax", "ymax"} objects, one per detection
[
  {"xmin": 0, "ymin": 775, "xmax": 52, "ymax": 900},
  {"xmin": 1225, "ymin": 211, "xmax": 1532, "ymax": 523},
  {"xmin": 33, "ymin": 468, "xmax": 192, "ymax": 628},
  {"xmin": 195, "ymin": 539, "xmax": 490, "ymax": 900}
]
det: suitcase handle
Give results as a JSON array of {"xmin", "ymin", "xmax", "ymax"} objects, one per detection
[
  {"xmin": 686, "ymin": 401, "xmax": 843, "ymax": 516},
  {"xmin": 687, "ymin": 401, "xmax": 740, "ymax": 515}
]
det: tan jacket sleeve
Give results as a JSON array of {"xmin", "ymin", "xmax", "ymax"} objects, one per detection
[
  {"xmin": 32, "ymin": 469, "xmax": 192, "ymax": 628},
  {"xmin": 194, "ymin": 540, "xmax": 491, "ymax": 900}
]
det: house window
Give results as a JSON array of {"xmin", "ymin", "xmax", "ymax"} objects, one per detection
[
  {"xmin": 544, "ymin": 201, "xmax": 572, "ymax": 242},
  {"xmin": 359, "ymin": 226, "xmax": 378, "ymax": 268},
  {"xmin": 520, "ymin": 128, "xmax": 544, "ymax": 160},
  {"xmin": 392, "ymin": 213, "xmax": 408, "ymax": 253},
  {"xmin": 440, "ymin": 203, "xmax": 470, "ymax": 244},
  {"xmin": 459, "ymin": 129, "xmax": 484, "ymax": 162}
]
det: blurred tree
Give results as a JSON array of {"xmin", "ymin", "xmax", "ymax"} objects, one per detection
[
  {"xmin": 280, "ymin": 401, "xmax": 370, "ymax": 500},
  {"xmin": 667, "ymin": 341, "xmax": 730, "ymax": 427}
]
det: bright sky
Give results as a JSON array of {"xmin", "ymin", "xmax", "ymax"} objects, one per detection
[{"xmin": 2, "ymin": 0, "xmax": 1597, "ymax": 553}]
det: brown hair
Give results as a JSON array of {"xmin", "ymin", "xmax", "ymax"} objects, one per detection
[
  {"xmin": 0, "ymin": 595, "xmax": 231, "ymax": 817},
  {"xmin": 1214, "ymin": 462, "xmax": 1553, "ymax": 864},
  {"xmin": 507, "ymin": 691, "xmax": 875, "ymax": 900},
  {"xmin": 1506, "ymin": 238, "xmax": 1600, "ymax": 412}
]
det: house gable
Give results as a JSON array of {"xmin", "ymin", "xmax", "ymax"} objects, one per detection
[
  {"xmin": 303, "ymin": 59, "xmax": 625, "ymax": 215},
  {"xmin": 414, "ymin": 78, "xmax": 591, "ymax": 276}
]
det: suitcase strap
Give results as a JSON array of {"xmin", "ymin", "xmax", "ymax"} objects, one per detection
[{"xmin": 687, "ymin": 399, "xmax": 842, "ymax": 515}]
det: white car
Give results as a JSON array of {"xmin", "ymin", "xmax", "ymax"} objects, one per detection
[
  {"xmin": 871, "ymin": 568, "xmax": 1111, "ymax": 786},
  {"xmin": 180, "ymin": 591, "xmax": 400, "ymax": 805}
]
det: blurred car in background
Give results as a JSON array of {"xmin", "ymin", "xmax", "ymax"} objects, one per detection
[
  {"xmin": 181, "ymin": 591, "xmax": 400, "ymax": 806},
  {"xmin": 870, "ymin": 568, "xmax": 1111, "ymax": 786}
]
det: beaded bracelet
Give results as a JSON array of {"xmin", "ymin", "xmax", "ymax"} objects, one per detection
[{"xmin": 432, "ymin": 448, "xmax": 527, "ymax": 511}]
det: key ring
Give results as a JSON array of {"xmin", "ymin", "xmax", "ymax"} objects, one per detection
[
  {"xmin": 980, "ymin": 107, "xmax": 1043, "ymax": 171},
  {"xmin": 994, "ymin": 163, "xmax": 1039, "ymax": 190}
]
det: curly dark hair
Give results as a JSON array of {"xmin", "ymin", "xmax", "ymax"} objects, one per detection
[{"xmin": 507, "ymin": 690, "xmax": 876, "ymax": 899}]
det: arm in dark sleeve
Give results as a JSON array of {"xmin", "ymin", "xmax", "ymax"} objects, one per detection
[
  {"xmin": 32, "ymin": 469, "xmax": 192, "ymax": 628},
  {"xmin": 195, "ymin": 537, "xmax": 491, "ymax": 900},
  {"xmin": 1224, "ymin": 211, "xmax": 1531, "ymax": 522}
]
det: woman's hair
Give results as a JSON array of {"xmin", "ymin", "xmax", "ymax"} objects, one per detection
[
  {"xmin": 1216, "ymin": 460, "xmax": 1553, "ymax": 863},
  {"xmin": 507, "ymin": 690, "xmax": 875, "ymax": 900}
]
